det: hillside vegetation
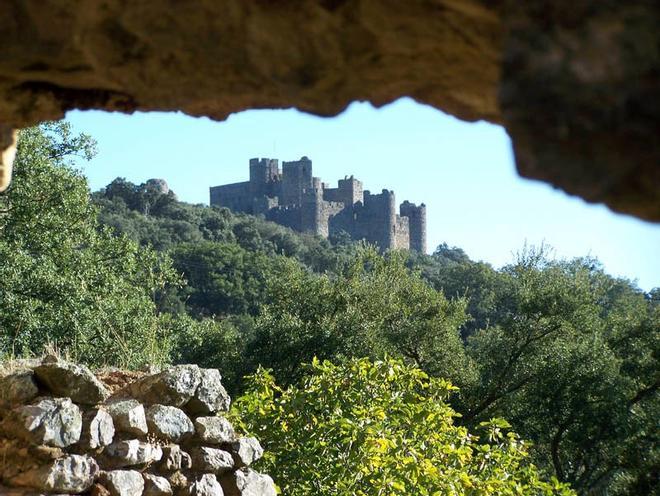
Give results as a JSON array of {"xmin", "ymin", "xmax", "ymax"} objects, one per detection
[{"xmin": 1, "ymin": 122, "xmax": 657, "ymax": 495}]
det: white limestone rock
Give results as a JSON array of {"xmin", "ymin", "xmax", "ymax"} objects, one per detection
[
  {"xmin": 220, "ymin": 469, "xmax": 277, "ymax": 496},
  {"xmin": 79, "ymin": 408, "xmax": 115, "ymax": 449},
  {"xmin": 230, "ymin": 437, "xmax": 264, "ymax": 468},
  {"xmin": 105, "ymin": 399, "xmax": 148, "ymax": 436},
  {"xmin": 194, "ymin": 417, "xmax": 236, "ymax": 445},
  {"xmin": 188, "ymin": 474, "xmax": 223, "ymax": 496},
  {"xmin": 129, "ymin": 365, "xmax": 201, "ymax": 407},
  {"xmin": 143, "ymin": 474, "xmax": 173, "ymax": 496},
  {"xmin": 12, "ymin": 455, "xmax": 98, "ymax": 493},
  {"xmin": 6, "ymin": 397, "xmax": 82, "ymax": 447},
  {"xmin": 186, "ymin": 369, "xmax": 230, "ymax": 414},
  {"xmin": 190, "ymin": 446, "xmax": 234, "ymax": 474},
  {"xmin": 105, "ymin": 439, "xmax": 163, "ymax": 467},
  {"xmin": 34, "ymin": 358, "xmax": 109, "ymax": 405},
  {"xmin": 145, "ymin": 404, "xmax": 194, "ymax": 442},
  {"xmin": 99, "ymin": 470, "xmax": 145, "ymax": 496}
]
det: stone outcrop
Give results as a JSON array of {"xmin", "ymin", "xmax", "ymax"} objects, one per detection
[
  {"xmin": 0, "ymin": 1, "xmax": 657, "ymax": 221},
  {"xmin": 0, "ymin": 358, "xmax": 275, "ymax": 496}
]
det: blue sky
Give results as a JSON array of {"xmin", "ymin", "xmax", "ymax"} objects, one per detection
[{"xmin": 65, "ymin": 98, "xmax": 660, "ymax": 291}]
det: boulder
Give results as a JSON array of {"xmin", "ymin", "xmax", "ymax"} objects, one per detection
[
  {"xmin": 99, "ymin": 470, "xmax": 144, "ymax": 496},
  {"xmin": 11, "ymin": 454, "xmax": 98, "ymax": 493},
  {"xmin": 79, "ymin": 408, "xmax": 115, "ymax": 449},
  {"xmin": 129, "ymin": 365, "xmax": 201, "ymax": 407},
  {"xmin": 230, "ymin": 438, "xmax": 264, "ymax": 468},
  {"xmin": 188, "ymin": 474, "xmax": 223, "ymax": 496},
  {"xmin": 194, "ymin": 417, "xmax": 236, "ymax": 445},
  {"xmin": 105, "ymin": 399, "xmax": 148, "ymax": 436},
  {"xmin": 104, "ymin": 439, "xmax": 163, "ymax": 467},
  {"xmin": 34, "ymin": 359, "xmax": 109, "ymax": 405},
  {"xmin": 185, "ymin": 369, "xmax": 230, "ymax": 414},
  {"xmin": 159, "ymin": 445, "xmax": 192, "ymax": 472},
  {"xmin": 5, "ymin": 398, "xmax": 82, "ymax": 447},
  {"xmin": 143, "ymin": 474, "xmax": 173, "ymax": 496},
  {"xmin": 0, "ymin": 371, "xmax": 39, "ymax": 407},
  {"xmin": 145, "ymin": 405, "xmax": 194, "ymax": 442},
  {"xmin": 190, "ymin": 447, "xmax": 234, "ymax": 474},
  {"xmin": 220, "ymin": 469, "xmax": 277, "ymax": 496}
]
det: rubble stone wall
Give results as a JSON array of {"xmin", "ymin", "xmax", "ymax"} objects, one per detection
[{"xmin": 0, "ymin": 357, "xmax": 276, "ymax": 496}]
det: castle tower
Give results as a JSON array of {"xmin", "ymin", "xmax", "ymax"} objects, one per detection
[
  {"xmin": 337, "ymin": 175, "xmax": 363, "ymax": 205},
  {"xmin": 362, "ymin": 189, "xmax": 397, "ymax": 250},
  {"xmin": 282, "ymin": 156, "xmax": 313, "ymax": 206},
  {"xmin": 400, "ymin": 201, "xmax": 427, "ymax": 253},
  {"xmin": 249, "ymin": 158, "xmax": 279, "ymax": 196}
]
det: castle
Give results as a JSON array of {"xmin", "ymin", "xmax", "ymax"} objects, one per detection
[{"xmin": 209, "ymin": 157, "xmax": 427, "ymax": 252}]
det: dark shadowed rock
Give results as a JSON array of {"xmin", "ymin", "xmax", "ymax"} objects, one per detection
[
  {"xmin": 105, "ymin": 399, "xmax": 148, "ymax": 436},
  {"xmin": 34, "ymin": 360, "xmax": 110, "ymax": 405},
  {"xmin": 186, "ymin": 369, "xmax": 230, "ymax": 414},
  {"xmin": 104, "ymin": 439, "xmax": 163, "ymax": 468},
  {"xmin": 160, "ymin": 444, "xmax": 192, "ymax": 472},
  {"xmin": 188, "ymin": 474, "xmax": 223, "ymax": 496},
  {"xmin": 143, "ymin": 474, "xmax": 173, "ymax": 496},
  {"xmin": 4, "ymin": 398, "xmax": 82, "ymax": 447},
  {"xmin": 229, "ymin": 438, "xmax": 264, "ymax": 468},
  {"xmin": 12, "ymin": 455, "xmax": 98, "ymax": 493},
  {"xmin": 0, "ymin": 371, "xmax": 39, "ymax": 407},
  {"xmin": 190, "ymin": 447, "xmax": 234, "ymax": 474},
  {"xmin": 129, "ymin": 365, "xmax": 201, "ymax": 407},
  {"xmin": 145, "ymin": 405, "xmax": 194, "ymax": 442},
  {"xmin": 194, "ymin": 417, "xmax": 236, "ymax": 445},
  {"xmin": 220, "ymin": 469, "xmax": 277, "ymax": 496},
  {"xmin": 99, "ymin": 470, "xmax": 144, "ymax": 496}
]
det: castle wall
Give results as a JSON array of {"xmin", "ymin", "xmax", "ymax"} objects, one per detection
[
  {"xmin": 267, "ymin": 205, "xmax": 303, "ymax": 232},
  {"xmin": 394, "ymin": 215, "xmax": 410, "ymax": 250},
  {"xmin": 209, "ymin": 181, "xmax": 252, "ymax": 213},
  {"xmin": 253, "ymin": 195, "xmax": 279, "ymax": 216}
]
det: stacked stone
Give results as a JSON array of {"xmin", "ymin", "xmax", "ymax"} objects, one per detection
[{"xmin": 0, "ymin": 357, "xmax": 276, "ymax": 496}]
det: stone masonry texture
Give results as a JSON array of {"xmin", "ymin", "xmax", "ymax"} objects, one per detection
[
  {"xmin": 0, "ymin": 358, "xmax": 276, "ymax": 496},
  {"xmin": 210, "ymin": 157, "xmax": 427, "ymax": 252}
]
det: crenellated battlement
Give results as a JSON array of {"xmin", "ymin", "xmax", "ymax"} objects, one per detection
[{"xmin": 210, "ymin": 157, "xmax": 427, "ymax": 252}]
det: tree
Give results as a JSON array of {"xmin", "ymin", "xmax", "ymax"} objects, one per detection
[
  {"xmin": 169, "ymin": 241, "xmax": 282, "ymax": 317},
  {"xmin": 247, "ymin": 247, "xmax": 475, "ymax": 388},
  {"xmin": 459, "ymin": 248, "xmax": 659, "ymax": 495},
  {"xmin": 0, "ymin": 122, "xmax": 179, "ymax": 367},
  {"xmin": 234, "ymin": 357, "xmax": 575, "ymax": 496}
]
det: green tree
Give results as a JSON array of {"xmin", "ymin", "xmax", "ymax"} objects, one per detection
[
  {"xmin": 248, "ymin": 247, "xmax": 474, "ymax": 388},
  {"xmin": 0, "ymin": 122, "xmax": 179, "ymax": 367},
  {"xmin": 234, "ymin": 357, "xmax": 575, "ymax": 496},
  {"xmin": 460, "ymin": 248, "xmax": 659, "ymax": 495},
  {"xmin": 170, "ymin": 241, "xmax": 282, "ymax": 317}
]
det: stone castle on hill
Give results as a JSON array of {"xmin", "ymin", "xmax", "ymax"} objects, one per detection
[{"xmin": 209, "ymin": 156, "xmax": 427, "ymax": 252}]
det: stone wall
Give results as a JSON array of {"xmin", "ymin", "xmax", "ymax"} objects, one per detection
[
  {"xmin": 394, "ymin": 216, "xmax": 410, "ymax": 251},
  {"xmin": 0, "ymin": 357, "xmax": 276, "ymax": 496}
]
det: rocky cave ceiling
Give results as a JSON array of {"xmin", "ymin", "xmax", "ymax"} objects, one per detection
[{"xmin": 0, "ymin": 0, "xmax": 658, "ymax": 221}]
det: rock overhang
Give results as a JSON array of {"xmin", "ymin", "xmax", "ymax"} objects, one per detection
[{"xmin": 0, "ymin": 0, "xmax": 657, "ymax": 221}]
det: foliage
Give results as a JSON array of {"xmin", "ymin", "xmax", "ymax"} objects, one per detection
[
  {"xmin": 457, "ymin": 248, "xmax": 659, "ymax": 495},
  {"xmin": 6, "ymin": 121, "xmax": 655, "ymax": 496},
  {"xmin": 248, "ymin": 246, "xmax": 475, "ymax": 389},
  {"xmin": 0, "ymin": 122, "xmax": 179, "ymax": 367},
  {"xmin": 169, "ymin": 241, "xmax": 283, "ymax": 317},
  {"xmin": 165, "ymin": 313, "xmax": 253, "ymax": 394},
  {"xmin": 234, "ymin": 357, "xmax": 575, "ymax": 496}
]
